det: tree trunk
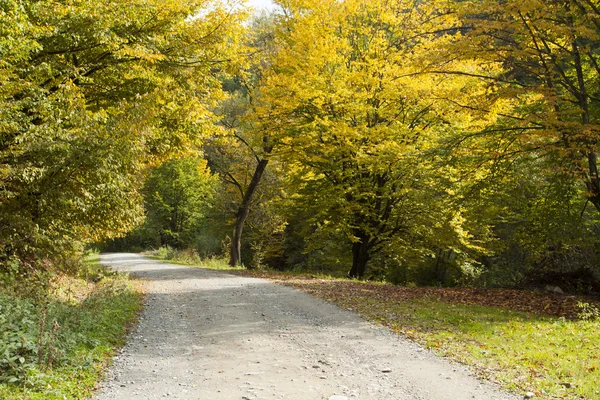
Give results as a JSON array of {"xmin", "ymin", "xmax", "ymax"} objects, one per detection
[
  {"xmin": 229, "ymin": 158, "xmax": 269, "ymax": 267},
  {"xmin": 587, "ymin": 151, "xmax": 600, "ymax": 213},
  {"xmin": 348, "ymin": 230, "xmax": 370, "ymax": 279}
]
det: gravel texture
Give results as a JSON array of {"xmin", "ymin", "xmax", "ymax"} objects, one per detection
[{"xmin": 94, "ymin": 253, "xmax": 516, "ymax": 400}]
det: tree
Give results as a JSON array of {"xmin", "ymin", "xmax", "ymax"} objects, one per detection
[
  {"xmin": 259, "ymin": 0, "xmax": 482, "ymax": 277},
  {"xmin": 211, "ymin": 13, "xmax": 279, "ymax": 267},
  {"xmin": 141, "ymin": 157, "xmax": 217, "ymax": 249},
  {"xmin": 452, "ymin": 0, "xmax": 600, "ymax": 213},
  {"xmin": 0, "ymin": 0, "xmax": 244, "ymax": 267}
]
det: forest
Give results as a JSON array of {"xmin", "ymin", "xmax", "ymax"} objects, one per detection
[
  {"xmin": 1, "ymin": 0, "xmax": 600, "ymax": 397},
  {"xmin": 91, "ymin": 0, "xmax": 600, "ymax": 291},
  {"xmin": 1, "ymin": 0, "xmax": 599, "ymax": 285},
  {"xmin": 2, "ymin": 0, "xmax": 600, "ymax": 289}
]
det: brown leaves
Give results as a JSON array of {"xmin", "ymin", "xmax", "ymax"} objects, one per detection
[{"xmin": 235, "ymin": 271, "xmax": 596, "ymax": 319}]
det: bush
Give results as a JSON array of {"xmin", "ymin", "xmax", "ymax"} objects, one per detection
[
  {"xmin": 0, "ymin": 259, "xmax": 142, "ymax": 398},
  {"xmin": 0, "ymin": 295, "xmax": 38, "ymax": 385}
]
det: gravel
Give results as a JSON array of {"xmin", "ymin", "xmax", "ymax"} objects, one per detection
[{"xmin": 93, "ymin": 253, "xmax": 516, "ymax": 400}]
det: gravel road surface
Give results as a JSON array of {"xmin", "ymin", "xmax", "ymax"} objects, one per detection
[{"xmin": 94, "ymin": 253, "xmax": 515, "ymax": 400}]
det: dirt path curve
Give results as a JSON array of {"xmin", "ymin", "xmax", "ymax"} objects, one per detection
[{"xmin": 94, "ymin": 253, "xmax": 516, "ymax": 400}]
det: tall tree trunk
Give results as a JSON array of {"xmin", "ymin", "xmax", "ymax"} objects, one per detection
[
  {"xmin": 229, "ymin": 158, "xmax": 269, "ymax": 267},
  {"xmin": 348, "ymin": 229, "xmax": 370, "ymax": 279},
  {"xmin": 571, "ymin": 38, "xmax": 600, "ymax": 213},
  {"xmin": 586, "ymin": 151, "xmax": 600, "ymax": 213}
]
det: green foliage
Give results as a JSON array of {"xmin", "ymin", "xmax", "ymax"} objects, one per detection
[
  {"xmin": 0, "ymin": 0, "xmax": 244, "ymax": 267},
  {"xmin": 0, "ymin": 267, "xmax": 142, "ymax": 399},
  {"xmin": 0, "ymin": 295, "xmax": 38, "ymax": 385},
  {"xmin": 146, "ymin": 246, "xmax": 239, "ymax": 271},
  {"xmin": 103, "ymin": 156, "xmax": 218, "ymax": 252},
  {"xmin": 577, "ymin": 302, "xmax": 600, "ymax": 322},
  {"xmin": 141, "ymin": 157, "xmax": 217, "ymax": 249}
]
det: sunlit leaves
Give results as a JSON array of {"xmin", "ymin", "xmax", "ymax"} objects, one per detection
[
  {"xmin": 258, "ymin": 0, "xmax": 489, "ymax": 276},
  {"xmin": 0, "ymin": 0, "xmax": 245, "ymax": 262}
]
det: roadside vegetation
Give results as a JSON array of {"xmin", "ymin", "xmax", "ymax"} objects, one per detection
[
  {"xmin": 143, "ymin": 247, "xmax": 241, "ymax": 271},
  {"xmin": 0, "ymin": 253, "xmax": 143, "ymax": 400}
]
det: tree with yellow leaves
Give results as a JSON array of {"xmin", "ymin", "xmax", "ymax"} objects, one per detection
[
  {"xmin": 453, "ymin": 0, "xmax": 600, "ymax": 213},
  {"xmin": 258, "ymin": 0, "xmax": 488, "ymax": 277}
]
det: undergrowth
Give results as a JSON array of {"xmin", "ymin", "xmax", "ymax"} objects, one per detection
[
  {"xmin": 0, "ymin": 251, "xmax": 143, "ymax": 399},
  {"xmin": 144, "ymin": 246, "xmax": 242, "ymax": 271}
]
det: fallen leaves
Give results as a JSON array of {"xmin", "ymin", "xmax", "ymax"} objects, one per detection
[{"xmin": 234, "ymin": 271, "xmax": 596, "ymax": 319}]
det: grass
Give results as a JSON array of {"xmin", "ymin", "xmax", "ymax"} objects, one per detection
[
  {"xmin": 0, "ymin": 252, "xmax": 144, "ymax": 400},
  {"xmin": 356, "ymin": 298, "xmax": 598, "ymax": 399},
  {"xmin": 143, "ymin": 246, "xmax": 244, "ymax": 271}
]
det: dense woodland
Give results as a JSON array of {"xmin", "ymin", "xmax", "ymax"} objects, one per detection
[{"xmin": 2, "ymin": 0, "xmax": 600, "ymax": 292}]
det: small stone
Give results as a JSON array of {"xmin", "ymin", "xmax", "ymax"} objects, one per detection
[
  {"xmin": 381, "ymin": 368, "xmax": 392, "ymax": 373},
  {"xmin": 525, "ymin": 392, "xmax": 535, "ymax": 398},
  {"xmin": 560, "ymin": 382, "xmax": 572, "ymax": 388},
  {"xmin": 544, "ymin": 285, "xmax": 564, "ymax": 294}
]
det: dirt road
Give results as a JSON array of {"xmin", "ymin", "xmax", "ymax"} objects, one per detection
[{"xmin": 94, "ymin": 253, "xmax": 515, "ymax": 400}]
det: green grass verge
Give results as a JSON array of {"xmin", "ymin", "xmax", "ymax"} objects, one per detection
[
  {"xmin": 359, "ymin": 298, "xmax": 599, "ymax": 399},
  {"xmin": 143, "ymin": 246, "xmax": 244, "ymax": 271},
  {"xmin": 0, "ymin": 253, "xmax": 143, "ymax": 400}
]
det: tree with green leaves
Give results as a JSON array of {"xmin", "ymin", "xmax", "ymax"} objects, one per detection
[
  {"xmin": 0, "ymin": 0, "xmax": 244, "ymax": 267},
  {"xmin": 141, "ymin": 157, "xmax": 217, "ymax": 249}
]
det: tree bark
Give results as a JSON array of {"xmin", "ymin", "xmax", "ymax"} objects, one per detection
[
  {"xmin": 586, "ymin": 151, "xmax": 600, "ymax": 213},
  {"xmin": 229, "ymin": 158, "xmax": 269, "ymax": 267},
  {"xmin": 348, "ymin": 229, "xmax": 370, "ymax": 279}
]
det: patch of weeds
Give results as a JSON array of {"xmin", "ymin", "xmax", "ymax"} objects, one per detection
[
  {"xmin": 0, "ymin": 258, "xmax": 143, "ymax": 400},
  {"xmin": 577, "ymin": 302, "xmax": 599, "ymax": 321},
  {"xmin": 145, "ymin": 246, "xmax": 243, "ymax": 271}
]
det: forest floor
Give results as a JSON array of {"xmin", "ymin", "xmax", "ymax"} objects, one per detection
[{"xmin": 94, "ymin": 253, "xmax": 516, "ymax": 400}]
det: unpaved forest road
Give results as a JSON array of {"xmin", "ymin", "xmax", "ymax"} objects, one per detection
[{"xmin": 95, "ymin": 253, "xmax": 516, "ymax": 400}]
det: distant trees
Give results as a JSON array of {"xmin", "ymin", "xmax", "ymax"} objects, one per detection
[{"xmin": 140, "ymin": 157, "xmax": 216, "ymax": 249}]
